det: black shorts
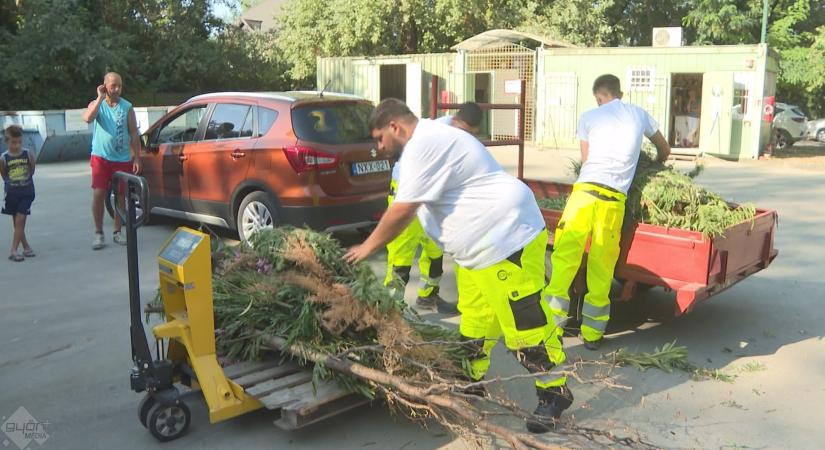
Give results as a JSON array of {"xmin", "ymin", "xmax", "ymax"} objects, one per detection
[{"xmin": 2, "ymin": 190, "xmax": 35, "ymax": 216}]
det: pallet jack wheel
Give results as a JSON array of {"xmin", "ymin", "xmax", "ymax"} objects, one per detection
[
  {"xmin": 138, "ymin": 394, "xmax": 157, "ymax": 428},
  {"xmin": 146, "ymin": 401, "xmax": 191, "ymax": 442}
]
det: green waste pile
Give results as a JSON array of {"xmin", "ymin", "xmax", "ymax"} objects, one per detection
[
  {"xmin": 212, "ymin": 227, "xmax": 471, "ymax": 396},
  {"xmin": 536, "ymin": 152, "xmax": 755, "ymax": 237}
]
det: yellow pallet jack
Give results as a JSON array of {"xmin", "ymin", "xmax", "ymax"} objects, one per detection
[{"xmin": 114, "ymin": 173, "xmax": 368, "ymax": 442}]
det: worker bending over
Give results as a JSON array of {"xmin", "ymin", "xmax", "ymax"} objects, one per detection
[
  {"xmin": 346, "ymin": 99, "xmax": 572, "ymax": 433},
  {"xmin": 385, "ymin": 102, "xmax": 482, "ymax": 314},
  {"xmin": 546, "ymin": 74, "xmax": 671, "ymax": 350}
]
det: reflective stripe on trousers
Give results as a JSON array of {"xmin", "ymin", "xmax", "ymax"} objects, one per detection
[
  {"xmin": 546, "ymin": 182, "xmax": 625, "ymax": 342},
  {"xmin": 457, "ymin": 230, "xmax": 567, "ymax": 388},
  {"xmin": 385, "ymin": 191, "xmax": 444, "ymax": 298}
]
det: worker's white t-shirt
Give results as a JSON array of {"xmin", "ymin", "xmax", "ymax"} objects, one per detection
[
  {"xmin": 435, "ymin": 115, "xmax": 454, "ymax": 126},
  {"xmin": 393, "ymin": 119, "xmax": 545, "ymax": 270},
  {"xmin": 393, "ymin": 116, "xmax": 452, "ymax": 183},
  {"xmin": 576, "ymin": 99, "xmax": 659, "ymax": 194}
]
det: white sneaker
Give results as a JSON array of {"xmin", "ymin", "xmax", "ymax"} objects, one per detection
[
  {"xmin": 113, "ymin": 231, "xmax": 127, "ymax": 246},
  {"xmin": 92, "ymin": 233, "xmax": 105, "ymax": 250}
]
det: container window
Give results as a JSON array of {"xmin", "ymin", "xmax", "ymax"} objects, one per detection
[
  {"xmin": 733, "ymin": 73, "xmax": 754, "ymax": 120},
  {"xmin": 627, "ymin": 67, "xmax": 655, "ymax": 92}
]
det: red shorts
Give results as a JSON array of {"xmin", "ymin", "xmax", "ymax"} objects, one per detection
[{"xmin": 91, "ymin": 155, "xmax": 133, "ymax": 190}]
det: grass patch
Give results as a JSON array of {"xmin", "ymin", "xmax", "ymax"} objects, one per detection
[
  {"xmin": 740, "ymin": 362, "xmax": 767, "ymax": 373},
  {"xmin": 612, "ymin": 340, "xmax": 736, "ymax": 382}
]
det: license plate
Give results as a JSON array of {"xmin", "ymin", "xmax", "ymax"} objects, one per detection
[{"xmin": 351, "ymin": 159, "xmax": 390, "ymax": 176}]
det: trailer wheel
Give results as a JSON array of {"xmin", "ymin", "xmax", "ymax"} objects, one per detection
[
  {"xmin": 147, "ymin": 401, "xmax": 191, "ymax": 442},
  {"xmin": 615, "ymin": 278, "xmax": 655, "ymax": 296},
  {"xmin": 138, "ymin": 394, "xmax": 157, "ymax": 428}
]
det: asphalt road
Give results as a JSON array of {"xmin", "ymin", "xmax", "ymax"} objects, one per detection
[{"xmin": 1, "ymin": 145, "xmax": 823, "ymax": 449}]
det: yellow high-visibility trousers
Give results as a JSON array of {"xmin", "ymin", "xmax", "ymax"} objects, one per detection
[
  {"xmin": 384, "ymin": 217, "xmax": 443, "ymax": 297},
  {"xmin": 385, "ymin": 181, "xmax": 443, "ymax": 298},
  {"xmin": 457, "ymin": 230, "xmax": 567, "ymax": 389},
  {"xmin": 546, "ymin": 182, "xmax": 626, "ymax": 342}
]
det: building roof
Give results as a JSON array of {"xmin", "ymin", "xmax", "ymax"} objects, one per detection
[
  {"xmin": 452, "ymin": 29, "xmax": 575, "ymax": 51},
  {"xmin": 240, "ymin": 0, "xmax": 289, "ymax": 32}
]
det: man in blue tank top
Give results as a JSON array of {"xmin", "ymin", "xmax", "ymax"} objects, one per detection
[{"xmin": 83, "ymin": 72, "xmax": 141, "ymax": 250}]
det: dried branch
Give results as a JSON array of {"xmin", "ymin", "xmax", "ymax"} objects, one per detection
[{"xmin": 267, "ymin": 336, "xmax": 568, "ymax": 450}]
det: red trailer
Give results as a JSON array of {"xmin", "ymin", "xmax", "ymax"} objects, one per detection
[
  {"xmin": 526, "ymin": 180, "xmax": 779, "ymax": 315},
  {"xmin": 427, "ymin": 75, "xmax": 779, "ymax": 316}
]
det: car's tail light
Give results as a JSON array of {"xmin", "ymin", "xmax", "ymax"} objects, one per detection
[
  {"xmin": 283, "ymin": 146, "xmax": 339, "ymax": 173},
  {"xmin": 792, "ymin": 117, "xmax": 805, "ymax": 123}
]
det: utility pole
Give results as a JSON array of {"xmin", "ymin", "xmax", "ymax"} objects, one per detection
[{"xmin": 760, "ymin": 0, "xmax": 770, "ymax": 44}]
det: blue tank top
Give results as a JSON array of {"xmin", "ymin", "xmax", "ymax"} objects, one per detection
[
  {"xmin": 2, "ymin": 150, "xmax": 34, "ymax": 193},
  {"xmin": 91, "ymin": 98, "xmax": 133, "ymax": 162}
]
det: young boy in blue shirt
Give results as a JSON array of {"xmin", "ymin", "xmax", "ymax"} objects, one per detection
[{"xmin": 1, "ymin": 125, "xmax": 36, "ymax": 261}]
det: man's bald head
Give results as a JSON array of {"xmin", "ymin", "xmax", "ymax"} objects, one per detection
[{"xmin": 103, "ymin": 72, "xmax": 123, "ymax": 102}]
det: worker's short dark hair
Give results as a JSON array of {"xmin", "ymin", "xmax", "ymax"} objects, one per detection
[
  {"xmin": 593, "ymin": 74, "xmax": 622, "ymax": 97},
  {"xmin": 369, "ymin": 98, "xmax": 416, "ymax": 130},
  {"xmin": 4, "ymin": 124, "xmax": 23, "ymax": 139},
  {"xmin": 455, "ymin": 102, "xmax": 483, "ymax": 127}
]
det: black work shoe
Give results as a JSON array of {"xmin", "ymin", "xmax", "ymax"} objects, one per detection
[
  {"xmin": 526, "ymin": 385, "xmax": 574, "ymax": 433},
  {"xmin": 416, "ymin": 293, "xmax": 458, "ymax": 315},
  {"xmin": 584, "ymin": 338, "xmax": 603, "ymax": 351}
]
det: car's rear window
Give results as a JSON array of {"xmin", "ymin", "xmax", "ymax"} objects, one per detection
[{"xmin": 291, "ymin": 102, "xmax": 374, "ymax": 145}]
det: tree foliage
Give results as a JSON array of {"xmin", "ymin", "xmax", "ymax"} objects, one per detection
[
  {"xmin": 277, "ymin": 0, "xmax": 526, "ymax": 83},
  {"xmin": 1, "ymin": 0, "xmax": 824, "ymax": 114},
  {"xmin": 276, "ymin": 0, "xmax": 825, "ymax": 115},
  {"xmin": 0, "ymin": 0, "xmax": 290, "ymax": 110}
]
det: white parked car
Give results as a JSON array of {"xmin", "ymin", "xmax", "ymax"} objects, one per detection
[
  {"xmin": 807, "ymin": 117, "xmax": 825, "ymax": 142},
  {"xmin": 773, "ymin": 103, "xmax": 808, "ymax": 150}
]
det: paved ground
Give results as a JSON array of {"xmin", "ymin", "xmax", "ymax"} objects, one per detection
[{"xmin": 1, "ymin": 143, "xmax": 823, "ymax": 449}]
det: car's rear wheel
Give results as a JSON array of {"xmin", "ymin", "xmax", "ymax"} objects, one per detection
[
  {"xmin": 817, "ymin": 129, "xmax": 825, "ymax": 143},
  {"xmin": 237, "ymin": 191, "xmax": 277, "ymax": 243},
  {"xmin": 775, "ymin": 129, "xmax": 792, "ymax": 150}
]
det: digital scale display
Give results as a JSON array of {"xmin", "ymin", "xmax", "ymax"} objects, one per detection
[{"xmin": 159, "ymin": 230, "xmax": 203, "ymax": 266}]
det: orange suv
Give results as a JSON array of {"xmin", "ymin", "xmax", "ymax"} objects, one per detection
[{"xmin": 139, "ymin": 92, "xmax": 390, "ymax": 240}]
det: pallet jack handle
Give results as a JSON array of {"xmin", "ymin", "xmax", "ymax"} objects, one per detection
[{"xmin": 112, "ymin": 172, "xmax": 155, "ymax": 386}]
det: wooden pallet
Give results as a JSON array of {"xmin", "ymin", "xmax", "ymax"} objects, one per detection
[{"xmin": 223, "ymin": 357, "xmax": 370, "ymax": 430}]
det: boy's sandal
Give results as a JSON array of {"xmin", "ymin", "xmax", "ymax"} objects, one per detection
[
  {"xmin": 23, "ymin": 249, "xmax": 36, "ymax": 257},
  {"xmin": 8, "ymin": 253, "xmax": 24, "ymax": 262}
]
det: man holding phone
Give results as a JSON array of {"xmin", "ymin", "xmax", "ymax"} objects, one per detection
[{"xmin": 83, "ymin": 72, "xmax": 141, "ymax": 250}]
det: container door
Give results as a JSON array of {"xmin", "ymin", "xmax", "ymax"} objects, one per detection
[
  {"xmin": 352, "ymin": 62, "xmax": 380, "ymax": 104},
  {"xmin": 700, "ymin": 72, "xmax": 734, "ymax": 156},
  {"xmin": 405, "ymin": 63, "xmax": 422, "ymax": 117},
  {"xmin": 491, "ymin": 69, "xmax": 520, "ymax": 139},
  {"xmin": 729, "ymin": 72, "xmax": 756, "ymax": 159},
  {"xmin": 536, "ymin": 72, "xmax": 578, "ymax": 148}
]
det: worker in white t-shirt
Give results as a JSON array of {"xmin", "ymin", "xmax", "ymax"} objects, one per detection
[
  {"xmin": 385, "ymin": 102, "xmax": 482, "ymax": 314},
  {"xmin": 345, "ymin": 99, "xmax": 572, "ymax": 433},
  {"xmin": 434, "ymin": 101, "xmax": 483, "ymax": 133},
  {"xmin": 546, "ymin": 74, "xmax": 671, "ymax": 350}
]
